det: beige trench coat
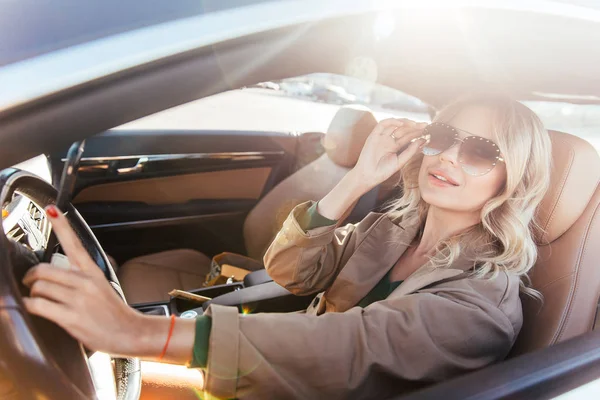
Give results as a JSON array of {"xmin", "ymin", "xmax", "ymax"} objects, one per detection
[{"xmin": 202, "ymin": 201, "xmax": 523, "ymax": 399}]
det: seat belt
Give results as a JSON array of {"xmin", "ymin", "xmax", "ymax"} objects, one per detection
[{"xmin": 342, "ymin": 185, "xmax": 381, "ymax": 225}]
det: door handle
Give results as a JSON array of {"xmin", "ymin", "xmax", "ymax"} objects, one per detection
[{"xmin": 116, "ymin": 157, "xmax": 148, "ymax": 175}]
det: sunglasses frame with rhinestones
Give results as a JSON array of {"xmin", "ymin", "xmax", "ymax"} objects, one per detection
[{"xmin": 420, "ymin": 122, "xmax": 505, "ymax": 176}]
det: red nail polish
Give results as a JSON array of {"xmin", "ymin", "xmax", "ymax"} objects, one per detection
[{"xmin": 46, "ymin": 206, "xmax": 58, "ymax": 218}]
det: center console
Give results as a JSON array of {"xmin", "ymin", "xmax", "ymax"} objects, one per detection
[{"xmin": 133, "ymin": 269, "xmax": 316, "ymax": 317}]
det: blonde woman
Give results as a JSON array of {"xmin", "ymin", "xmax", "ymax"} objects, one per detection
[{"xmin": 22, "ymin": 94, "xmax": 551, "ymax": 399}]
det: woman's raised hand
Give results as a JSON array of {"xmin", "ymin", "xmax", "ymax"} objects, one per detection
[
  {"xmin": 313, "ymin": 118, "xmax": 427, "ymax": 221},
  {"xmin": 351, "ymin": 118, "xmax": 427, "ymax": 190}
]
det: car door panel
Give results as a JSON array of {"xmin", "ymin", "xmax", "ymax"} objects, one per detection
[
  {"xmin": 49, "ymin": 129, "xmax": 298, "ymax": 264},
  {"xmin": 73, "ymin": 167, "xmax": 272, "ymax": 204}
]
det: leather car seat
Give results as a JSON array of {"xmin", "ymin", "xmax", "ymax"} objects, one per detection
[
  {"xmin": 511, "ymin": 130, "xmax": 600, "ymax": 355},
  {"xmin": 118, "ymin": 105, "xmax": 380, "ymax": 304}
]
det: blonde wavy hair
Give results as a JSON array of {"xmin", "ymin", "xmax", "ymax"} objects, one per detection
[{"xmin": 387, "ymin": 93, "xmax": 552, "ymax": 298}]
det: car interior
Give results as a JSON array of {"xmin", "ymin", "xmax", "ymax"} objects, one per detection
[
  {"xmin": 57, "ymin": 102, "xmax": 600, "ymax": 334},
  {"xmin": 40, "ymin": 102, "xmax": 405, "ymax": 306},
  {"xmin": 2, "ymin": 2, "xmax": 600, "ymax": 399},
  {"xmin": 37, "ymin": 97, "xmax": 600, "ymax": 399},
  {"xmin": 105, "ymin": 105, "xmax": 387, "ymax": 304}
]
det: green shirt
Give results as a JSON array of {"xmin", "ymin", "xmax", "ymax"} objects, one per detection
[
  {"xmin": 189, "ymin": 202, "xmax": 402, "ymax": 368},
  {"xmin": 357, "ymin": 271, "xmax": 403, "ymax": 308}
]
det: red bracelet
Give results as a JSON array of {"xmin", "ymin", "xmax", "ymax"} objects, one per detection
[{"xmin": 158, "ymin": 315, "xmax": 176, "ymax": 361}]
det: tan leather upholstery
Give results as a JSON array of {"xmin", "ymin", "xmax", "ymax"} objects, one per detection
[
  {"xmin": 536, "ymin": 132, "xmax": 600, "ymax": 243},
  {"xmin": 118, "ymin": 106, "xmax": 379, "ymax": 303},
  {"xmin": 244, "ymin": 105, "xmax": 378, "ymax": 259},
  {"xmin": 322, "ymin": 105, "xmax": 378, "ymax": 168},
  {"xmin": 511, "ymin": 130, "xmax": 600, "ymax": 356},
  {"xmin": 243, "ymin": 154, "xmax": 351, "ymax": 260},
  {"xmin": 118, "ymin": 249, "xmax": 211, "ymax": 304}
]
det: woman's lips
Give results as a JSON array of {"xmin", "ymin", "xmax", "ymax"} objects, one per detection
[{"xmin": 428, "ymin": 173, "xmax": 459, "ymax": 188}]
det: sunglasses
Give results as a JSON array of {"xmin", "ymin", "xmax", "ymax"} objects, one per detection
[{"xmin": 420, "ymin": 122, "xmax": 505, "ymax": 176}]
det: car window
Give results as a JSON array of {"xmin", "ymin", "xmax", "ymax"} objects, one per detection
[
  {"xmin": 522, "ymin": 101, "xmax": 600, "ymax": 153},
  {"xmin": 118, "ymin": 73, "xmax": 431, "ymax": 133},
  {"xmin": 552, "ymin": 376, "xmax": 600, "ymax": 399}
]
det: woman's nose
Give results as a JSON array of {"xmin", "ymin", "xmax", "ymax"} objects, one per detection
[{"xmin": 438, "ymin": 142, "xmax": 460, "ymax": 167}]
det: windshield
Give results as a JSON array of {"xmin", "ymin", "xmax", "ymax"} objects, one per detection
[
  {"xmin": 117, "ymin": 73, "xmax": 431, "ymax": 132},
  {"xmin": 117, "ymin": 74, "xmax": 600, "ymax": 157}
]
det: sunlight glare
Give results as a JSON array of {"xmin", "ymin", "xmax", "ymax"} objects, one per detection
[
  {"xmin": 88, "ymin": 352, "xmax": 117, "ymax": 400},
  {"xmin": 373, "ymin": 12, "xmax": 396, "ymax": 41}
]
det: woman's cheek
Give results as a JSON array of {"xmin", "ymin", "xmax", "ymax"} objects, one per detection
[
  {"xmin": 478, "ymin": 167, "xmax": 507, "ymax": 201},
  {"xmin": 462, "ymin": 172, "xmax": 506, "ymax": 210}
]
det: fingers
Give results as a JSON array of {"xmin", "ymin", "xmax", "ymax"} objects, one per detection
[
  {"xmin": 29, "ymin": 279, "xmax": 76, "ymax": 305},
  {"xmin": 380, "ymin": 120, "xmax": 426, "ymax": 140},
  {"xmin": 23, "ymin": 263, "xmax": 84, "ymax": 309},
  {"xmin": 22, "ymin": 263, "xmax": 84, "ymax": 289},
  {"xmin": 371, "ymin": 118, "xmax": 410, "ymax": 136},
  {"xmin": 392, "ymin": 130, "xmax": 426, "ymax": 153},
  {"xmin": 22, "ymin": 296, "xmax": 75, "ymax": 329},
  {"xmin": 381, "ymin": 125, "xmax": 402, "ymax": 140},
  {"xmin": 45, "ymin": 205, "xmax": 95, "ymax": 271},
  {"xmin": 396, "ymin": 138, "xmax": 425, "ymax": 167},
  {"xmin": 374, "ymin": 118, "xmax": 427, "ymax": 135},
  {"xmin": 370, "ymin": 118, "xmax": 427, "ymax": 145},
  {"xmin": 380, "ymin": 123, "xmax": 426, "ymax": 156}
]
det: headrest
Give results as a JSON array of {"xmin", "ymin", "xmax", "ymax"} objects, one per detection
[
  {"xmin": 538, "ymin": 130, "xmax": 600, "ymax": 243},
  {"xmin": 322, "ymin": 105, "xmax": 378, "ymax": 168}
]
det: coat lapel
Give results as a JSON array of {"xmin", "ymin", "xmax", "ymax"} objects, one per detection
[
  {"xmin": 323, "ymin": 216, "xmax": 418, "ymax": 313},
  {"xmin": 390, "ymin": 263, "xmax": 466, "ymax": 298},
  {"xmin": 391, "ymin": 244, "xmax": 475, "ymax": 297},
  {"xmin": 321, "ymin": 213, "xmax": 478, "ymax": 313}
]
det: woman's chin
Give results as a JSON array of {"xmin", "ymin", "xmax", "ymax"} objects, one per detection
[
  {"xmin": 419, "ymin": 178, "xmax": 472, "ymax": 212},
  {"xmin": 420, "ymin": 191, "xmax": 461, "ymax": 212}
]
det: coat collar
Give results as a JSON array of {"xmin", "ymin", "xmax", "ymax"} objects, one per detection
[{"xmin": 323, "ymin": 213, "xmax": 474, "ymax": 313}]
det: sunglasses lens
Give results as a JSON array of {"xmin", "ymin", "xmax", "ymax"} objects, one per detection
[
  {"xmin": 459, "ymin": 137, "xmax": 500, "ymax": 176},
  {"xmin": 421, "ymin": 124, "xmax": 456, "ymax": 156}
]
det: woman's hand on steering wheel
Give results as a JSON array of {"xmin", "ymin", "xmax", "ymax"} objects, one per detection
[
  {"xmin": 21, "ymin": 206, "xmax": 144, "ymax": 357},
  {"xmin": 21, "ymin": 206, "xmax": 196, "ymax": 364}
]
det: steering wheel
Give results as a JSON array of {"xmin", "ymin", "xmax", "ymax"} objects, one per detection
[{"xmin": 0, "ymin": 170, "xmax": 141, "ymax": 399}]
